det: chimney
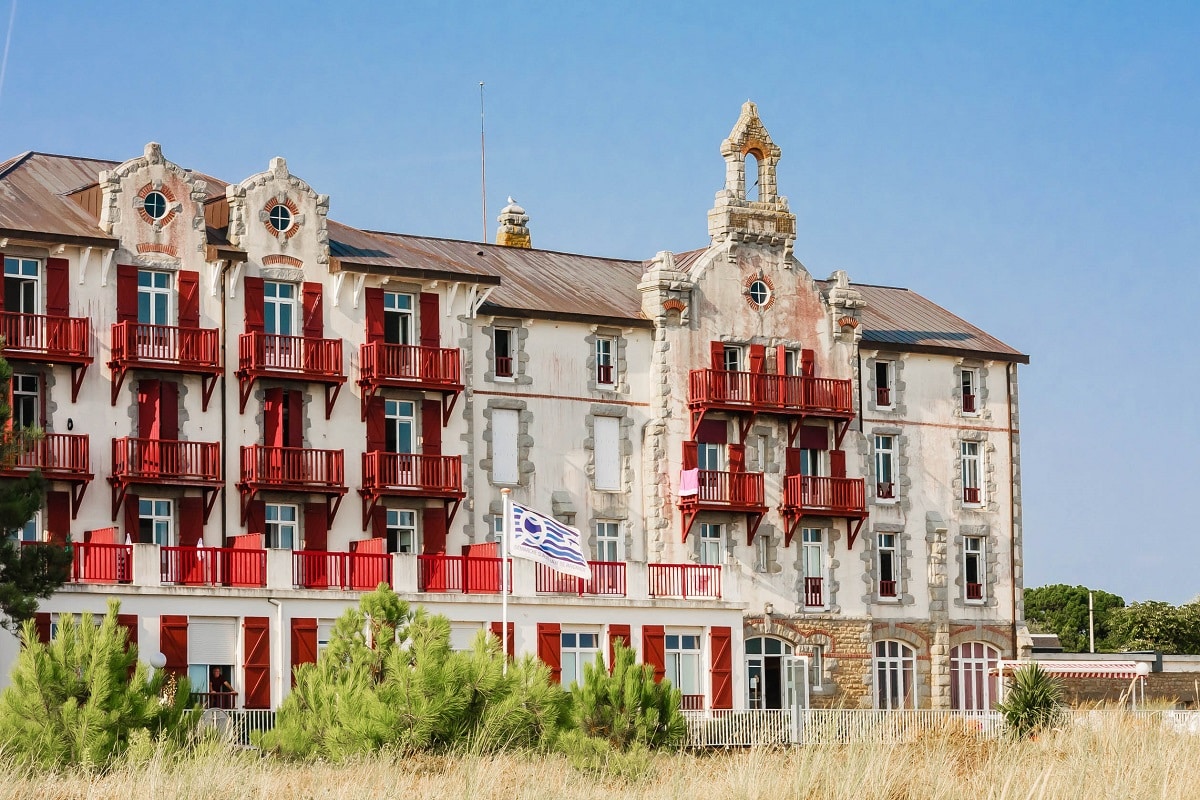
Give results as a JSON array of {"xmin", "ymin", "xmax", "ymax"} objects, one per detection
[{"xmin": 495, "ymin": 197, "xmax": 531, "ymax": 248}]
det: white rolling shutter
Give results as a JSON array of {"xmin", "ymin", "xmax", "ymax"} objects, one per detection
[
  {"xmin": 450, "ymin": 623, "xmax": 483, "ymax": 652},
  {"xmin": 187, "ymin": 618, "xmax": 237, "ymax": 665},
  {"xmin": 492, "ymin": 409, "xmax": 519, "ymax": 484},
  {"xmin": 594, "ymin": 416, "xmax": 621, "ymax": 490}
]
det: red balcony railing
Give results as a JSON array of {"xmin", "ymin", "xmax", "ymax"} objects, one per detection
[
  {"xmin": 494, "ymin": 355, "xmax": 513, "ymax": 378},
  {"xmin": 359, "ymin": 342, "xmax": 462, "ymax": 389},
  {"xmin": 73, "ymin": 542, "xmax": 133, "ymax": 584},
  {"xmin": 963, "ymin": 487, "xmax": 981, "ymax": 504},
  {"xmin": 966, "ymin": 582, "xmax": 984, "ymax": 601},
  {"xmin": 293, "ymin": 550, "xmax": 392, "ymax": 591},
  {"xmin": 0, "ymin": 432, "xmax": 90, "ymax": 478},
  {"xmin": 596, "ymin": 363, "xmax": 614, "ymax": 385},
  {"xmin": 962, "ymin": 394, "xmax": 977, "ymax": 413},
  {"xmin": 876, "ymin": 482, "xmax": 895, "ymax": 500},
  {"xmin": 238, "ymin": 332, "xmax": 343, "ymax": 380},
  {"xmin": 688, "ymin": 370, "xmax": 854, "ymax": 416},
  {"xmin": 804, "ymin": 576, "xmax": 824, "ymax": 607},
  {"xmin": 239, "ymin": 445, "xmax": 345, "ymax": 490},
  {"xmin": 681, "ymin": 470, "xmax": 765, "ymax": 509},
  {"xmin": 680, "ymin": 695, "xmax": 705, "ymax": 711},
  {"xmin": 879, "ymin": 580, "xmax": 897, "ymax": 598},
  {"xmin": 160, "ymin": 546, "xmax": 266, "ymax": 587},
  {"xmin": 418, "ymin": 554, "xmax": 511, "ymax": 593},
  {"xmin": 110, "ymin": 322, "xmax": 220, "ymax": 371},
  {"xmin": 535, "ymin": 561, "xmax": 627, "ymax": 596},
  {"xmin": 647, "ymin": 564, "xmax": 721, "ymax": 599},
  {"xmin": 361, "ymin": 452, "xmax": 462, "ymax": 495},
  {"xmin": 112, "ymin": 438, "xmax": 221, "ymax": 483},
  {"xmin": 876, "ymin": 386, "xmax": 891, "ymax": 407},
  {"xmin": 0, "ymin": 311, "xmax": 90, "ymax": 362},
  {"xmin": 784, "ymin": 475, "xmax": 867, "ymax": 516}
]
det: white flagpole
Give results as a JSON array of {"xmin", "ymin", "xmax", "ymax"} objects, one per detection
[{"xmin": 501, "ymin": 487, "xmax": 510, "ymax": 675}]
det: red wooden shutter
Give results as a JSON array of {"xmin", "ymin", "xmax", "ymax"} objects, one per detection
[
  {"xmin": 124, "ymin": 492, "xmax": 142, "ymax": 542},
  {"xmin": 798, "ymin": 425, "xmax": 828, "ymax": 451},
  {"xmin": 137, "ymin": 380, "xmax": 160, "ymax": 439},
  {"xmin": 34, "ymin": 612, "xmax": 51, "ymax": 644},
  {"xmin": 710, "ymin": 341, "xmax": 725, "ymax": 370},
  {"xmin": 303, "ymin": 502, "xmax": 328, "ymax": 551},
  {"xmin": 748, "ymin": 344, "xmax": 765, "ymax": 373},
  {"xmin": 419, "ymin": 292, "xmax": 440, "ymax": 348},
  {"xmin": 608, "ymin": 623, "xmax": 631, "ymax": 672},
  {"xmin": 696, "ymin": 418, "xmax": 728, "ymax": 444},
  {"xmin": 785, "ymin": 447, "xmax": 802, "ymax": 476},
  {"xmin": 117, "ymin": 614, "xmax": 138, "ymax": 652},
  {"xmin": 682, "ymin": 441, "xmax": 698, "ymax": 471},
  {"xmin": 177, "ymin": 270, "xmax": 200, "ymax": 328},
  {"xmin": 728, "ymin": 444, "xmax": 746, "ymax": 473},
  {"xmin": 365, "ymin": 396, "xmax": 385, "ymax": 452},
  {"xmin": 263, "ymin": 388, "xmax": 284, "ymax": 447},
  {"xmin": 421, "ymin": 399, "xmax": 442, "ymax": 455},
  {"xmin": 489, "ymin": 621, "xmax": 514, "ymax": 658},
  {"xmin": 642, "ymin": 625, "xmax": 666, "ymax": 682},
  {"xmin": 160, "ymin": 381, "xmax": 179, "ymax": 441},
  {"xmin": 830, "ymin": 450, "xmax": 847, "ymax": 479},
  {"xmin": 285, "ymin": 389, "xmax": 303, "ymax": 447},
  {"xmin": 301, "ymin": 282, "xmax": 323, "ymax": 338},
  {"xmin": 537, "ymin": 622, "xmax": 562, "ymax": 683},
  {"xmin": 290, "ymin": 617, "xmax": 317, "ymax": 686},
  {"xmin": 801, "ymin": 348, "xmax": 815, "ymax": 377},
  {"xmin": 243, "ymin": 276, "xmax": 265, "ymax": 333},
  {"xmin": 45, "ymin": 257, "xmax": 70, "ymax": 317},
  {"xmin": 775, "ymin": 344, "xmax": 788, "ymax": 374},
  {"xmin": 421, "ymin": 507, "xmax": 447, "ymax": 554},
  {"xmin": 243, "ymin": 616, "xmax": 271, "ymax": 709},
  {"xmin": 179, "ymin": 496, "xmax": 204, "ymax": 548},
  {"xmin": 710, "ymin": 626, "xmax": 733, "ymax": 710},
  {"xmin": 116, "ymin": 264, "xmax": 139, "ymax": 324},
  {"xmin": 245, "ymin": 499, "xmax": 266, "ymax": 537},
  {"xmin": 371, "ymin": 505, "xmax": 387, "ymax": 540},
  {"xmin": 160, "ymin": 615, "xmax": 188, "ymax": 677},
  {"xmin": 364, "ymin": 287, "xmax": 385, "ymax": 344},
  {"xmin": 45, "ymin": 490, "xmax": 70, "ymax": 545}
]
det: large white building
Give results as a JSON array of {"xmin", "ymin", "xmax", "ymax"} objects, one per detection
[{"xmin": 0, "ymin": 102, "xmax": 1028, "ymax": 713}]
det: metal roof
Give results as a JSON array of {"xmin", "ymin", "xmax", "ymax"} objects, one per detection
[{"xmin": 0, "ymin": 152, "xmax": 120, "ymax": 243}]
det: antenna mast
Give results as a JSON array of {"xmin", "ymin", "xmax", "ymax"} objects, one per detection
[{"xmin": 479, "ymin": 81, "xmax": 487, "ymax": 243}]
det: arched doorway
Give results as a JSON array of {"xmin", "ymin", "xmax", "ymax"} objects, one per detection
[
  {"xmin": 745, "ymin": 636, "xmax": 793, "ymax": 709},
  {"xmin": 950, "ymin": 642, "xmax": 1001, "ymax": 711}
]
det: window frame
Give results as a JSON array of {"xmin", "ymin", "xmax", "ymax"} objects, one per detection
[
  {"xmin": 560, "ymin": 630, "xmax": 601, "ymax": 689},
  {"xmin": 139, "ymin": 498, "xmax": 173, "ymax": 546},
  {"xmin": 950, "ymin": 642, "xmax": 1000, "ymax": 711},
  {"xmin": 963, "ymin": 536, "xmax": 985, "ymax": 602},
  {"xmin": 722, "ymin": 345, "xmax": 743, "ymax": 373},
  {"xmin": 493, "ymin": 326, "xmax": 515, "ymax": 379},
  {"xmin": 6, "ymin": 511, "xmax": 40, "ymax": 543},
  {"xmin": 801, "ymin": 528, "xmax": 825, "ymax": 608},
  {"xmin": 961, "ymin": 441, "xmax": 984, "ymax": 505},
  {"xmin": 263, "ymin": 281, "xmax": 298, "ymax": 337},
  {"xmin": 875, "ymin": 360, "xmax": 894, "ymax": 408},
  {"xmin": 3, "ymin": 256, "xmax": 41, "ymax": 314},
  {"xmin": 665, "ymin": 632, "xmax": 702, "ymax": 697},
  {"xmin": 264, "ymin": 503, "xmax": 298, "ymax": 550},
  {"xmin": 595, "ymin": 336, "xmax": 616, "ymax": 386},
  {"xmin": 386, "ymin": 508, "xmax": 418, "ymax": 554},
  {"xmin": 961, "ymin": 368, "xmax": 978, "ymax": 415},
  {"xmin": 594, "ymin": 520, "xmax": 620, "ymax": 562},
  {"xmin": 874, "ymin": 434, "xmax": 896, "ymax": 501},
  {"xmin": 383, "ymin": 291, "xmax": 414, "ymax": 345},
  {"xmin": 137, "ymin": 269, "xmax": 173, "ymax": 326},
  {"xmin": 384, "ymin": 399, "xmax": 416, "ymax": 454},
  {"xmin": 698, "ymin": 522, "xmax": 723, "ymax": 566},
  {"xmin": 877, "ymin": 532, "xmax": 898, "ymax": 599},
  {"xmin": 10, "ymin": 372, "xmax": 40, "ymax": 429},
  {"xmin": 873, "ymin": 640, "xmax": 917, "ymax": 709}
]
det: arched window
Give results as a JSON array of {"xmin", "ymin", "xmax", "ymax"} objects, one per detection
[
  {"xmin": 745, "ymin": 636, "xmax": 792, "ymax": 709},
  {"xmin": 950, "ymin": 642, "xmax": 1000, "ymax": 711},
  {"xmin": 873, "ymin": 640, "xmax": 916, "ymax": 709},
  {"xmin": 744, "ymin": 151, "xmax": 760, "ymax": 201}
]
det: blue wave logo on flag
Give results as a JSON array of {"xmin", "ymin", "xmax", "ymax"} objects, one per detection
[{"xmin": 509, "ymin": 502, "xmax": 592, "ymax": 580}]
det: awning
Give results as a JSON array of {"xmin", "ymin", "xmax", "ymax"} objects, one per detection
[{"xmin": 995, "ymin": 661, "xmax": 1142, "ymax": 680}]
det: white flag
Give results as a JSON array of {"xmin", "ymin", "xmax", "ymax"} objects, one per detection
[{"xmin": 508, "ymin": 502, "xmax": 591, "ymax": 581}]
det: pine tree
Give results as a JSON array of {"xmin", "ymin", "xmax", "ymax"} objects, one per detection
[
  {"xmin": 0, "ymin": 598, "xmax": 199, "ymax": 768},
  {"xmin": 0, "ymin": 346, "xmax": 71, "ymax": 631},
  {"xmin": 569, "ymin": 641, "xmax": 685, "ymax": 750}
]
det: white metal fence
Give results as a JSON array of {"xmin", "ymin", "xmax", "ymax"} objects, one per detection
[{"xmin": 199, "ymin": 708, "xmax": 277, "ymax": 746}]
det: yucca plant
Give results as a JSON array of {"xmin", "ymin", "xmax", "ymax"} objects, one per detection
[{"xmin": 996, "ymin": 663, "xmax": 1066, "ymax": 739}]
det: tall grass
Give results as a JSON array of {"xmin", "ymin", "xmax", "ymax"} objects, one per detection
[{"xmin": 0, "ymin": 713, "xmax": 1195, "ymax": 800}]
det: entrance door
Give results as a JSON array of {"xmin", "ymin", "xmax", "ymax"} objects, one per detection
[
  {"xmin": 745, "ymin": 636, "xmax": 794, "ymax": 709},
  {"xmin": 783, "ymin": 654, "xmax": 812, "ymax": 744}
]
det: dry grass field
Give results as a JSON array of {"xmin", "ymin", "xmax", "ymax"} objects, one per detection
[{"xmin": 0, "ymin": 713, "xmax": 1195, "ymax": 800}]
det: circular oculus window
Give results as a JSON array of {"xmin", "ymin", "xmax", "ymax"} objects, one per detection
[
  {"xmin": 748, "ymin": 279, "xmax": 771, "ymax": 306},
  {"xmin": 268, "ymin": 204, "xmax": 293, "ymax": 232},
  {"xmin": 142, "ymin": 191, "xmax": 168, "ymax": 221}
]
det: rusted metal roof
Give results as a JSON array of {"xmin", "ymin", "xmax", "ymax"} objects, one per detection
[{"xmin": 0, "ymin": 152, "xmax": 119, "ymax": 243}]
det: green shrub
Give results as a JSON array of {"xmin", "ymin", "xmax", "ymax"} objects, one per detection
[
  {"xmin": 557, "ymin": 729, "xmax": 653, "ymax": 782},
  {"xmin": 568, "ymin": 641, "xmax": 685, "ymax": 750},
  {"xmin": 996, "ymin": 663, "xmax": 1066, "ymax": 739}
]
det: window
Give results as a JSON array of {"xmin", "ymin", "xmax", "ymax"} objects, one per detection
[
  {"xmin": 961, "ymin": 441, "xmax": 983, "ymax": 504},
  {"xmin": 142, "ymin": 191, "xmax": 168, "ymax": 221},
  {"xmin": 595, "ymin": 520, "xmax": 620, "ymax": 562},
  {"xmin": 698, "ymin": 523, "xmax": 723, "ymax": 565},
  {"xmin": 138, "ymin": 498, "xmax": 173, "ymax": 546},
  {"xmin": 386, "ymin": 509, "xmax": 417, "ymax": 554},
  {"xmin": 5, "ymin": 512, "xmax": 39, "ymax": 543},
  {"xmin": 964, "ymin": 536, "xmax": 985, "ymax": 601},
  {"xmin": 665, "ymin": 633, "xmax": 701, "ymax": 697},
  {"xmin": 385, "ymin": 399, "xmax": 415, "ymax": 454},
  {"xmin": 752, "ymin": 433, "xmax": 769, "ymax": 472},
  {"xmin": 799, "ymin": 447, "xmax": 822, "ymax": 477},
  {"xmin": 265, "ymin": 503, "xmax": 297, "ymax": 549},
  {"xmin": 697, "ymin": 442, "xmax": 723, "ymax": 472},
  {"xmin": 798, "ymin": 643, "xmax": 824, "ymax": 690},
  {"xmin": 961, "ymin": 369, "xmax": 977, "ymax": 414},
  {"xmin": 595, "ymin": 337, "xmax": 615, "ymax": 385},
  {"xmin": 801, "ymin": 528, "xmax": 824, "ymax": 607},
  {"xmin": 875, "ymin": 360, "xmax": 893, "ymax": 407},
  {"xmin": 877, "ymin": 532, "xmax": 898, "ymax": 598},
  {"xmin": 491, "ymin": 408, "xmax": 520, "ymax": 484},
  {"xmin": 3, "ymin": 257, "xmax": 39, "ymax": 314},
  {"xmin": 137, "ymin": 270, "xmax": 172, "ymax": 325},
  {"xmin": 951, "ymin": 643, "xmax": 1000, "ymax": 711},
  {"xmin": 783, "ymin": 349, "xmax": 801, "ymax": 376},
  {"xmin": 748, "ymin": 280, "xmax": 771, "ymax": 306},
  {"xmin": 745, "ymin": 636, "xmax": 793, "ymax": 709},
  {"xmin": 493, "ymin": 327, "xmax": 514, "ymax": 378},
  {"xmin": 560, "ymin": 631, "xmax": 600, "ymax": 688},
  {"xmin": 10, "ymin": 373, "xmax": 39, "ymax": 429},
  {"xmin": 874, "ymin": 640, "xmax": 916, "ymax": 709},
  {"xmin": 754, "ymin": 534, "xmax": 769, "ymax": 573},
  {"xmin": 187, "ymin": 618, "xmax": 237, "ymax": 709},
  {"xmin": 722, "ymin": 345, "xmax": 742, "ymax": 373},
  {"xmin": 384, "ymin": 292, "xmax": 414, "ymax": 345},
  {"xmin": 268, "ymin": 204, "xmax": 293, "ymax": 232},
  {"xmin": 317, "ymin": 620, "xmax": 334, "ymax": 657},
  {"xmin": 593, "ymin": 415, "xmax": 621, "ymax": 491},
  {"xmin": 874, "ymin": 435, "xmax": 895, "ymax": 500},
  {"xmin": 263, "ymin": 281, "xmax": 297, "ymax": 337}
]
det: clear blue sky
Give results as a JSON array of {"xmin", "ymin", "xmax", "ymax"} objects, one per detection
[{"xmin": 2, "ymin": 2, "xmax": 1196, "ymax": 603}]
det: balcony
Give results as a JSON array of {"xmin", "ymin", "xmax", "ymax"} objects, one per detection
[
  {"xmin": 0, "ymin": 311, "xmax": 91, "ymax": 400},
  {"xmin": 781, "ymin": 475, "xmax": 868, "ymax": 548},
  {"xmin": 688, "ymin": 369, "xmax": 854, "ymax": 444},
  {"xmin": 494, "ymin": 355, "xmax": 514, "ymax": 378},
  {"xmin": 418, "ymin": 554, "xmax": 511, "ymax": 594},
  {"xmin": 20, "ymin": 541, "xmax": 131, "ymax": 583},
  {"xmin": 879, "ymin": 580, "xmax": 898, "ymax": 599},
  {"xmin": 238, "ymin": 445, "xmax": 347, "ymax": 523},
  {"xmin": 963, "ymin": 487, "xmax": 982, "ymax": 505},
  {"xmin": 679, "ymin": 469, "xmax": 767, "ymax": 544},
  {"xmin": 109, "ymin": 322, "xmax": 221, "ymax": 408},
  {"xmin": 648, "ymin": 564, "xmax": 722, "ymax": 600},
  {"xmin": 293, "ymin": 550, "xmax": 392, "ymax": 591},
  {"xmin": 1, "ymin": 432, "xmax": 92, "ymax": 515},
  {"xmin": 966, "ymin": 582, "xmax": 983, "ymax": 601},
  {"xmin": 359, "ymin": 451, "xmax": 464, "ymax": 530},
  {"xmin": 358, "ymin": 343, "xmax": 462, "ymax": 422},
  {"xmin": 110, "ymin": 437, "xmax": 221, "ymax": 520},
  {"xmin": 535, "ymin": 561, "xmax": 627, "ymax": 597},
  {"xmin": 160, "ymin": 546, "xmax": 266, "ymax": 587},
  {"xmin": 236, "ymin": 332, "xmax": 345, "ymax": 418},
  {"xmin": 804, "ymin": 576, "xmax": 824, "ymax": 608}
]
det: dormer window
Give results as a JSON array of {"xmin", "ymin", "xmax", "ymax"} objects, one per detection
[
  {"xmin": 268, "ymin": 204, "xmax": 293, "ymax": 233},
  {"xmin": 142, "ymin": 191, "xmax": 168, "ymax": 221}
]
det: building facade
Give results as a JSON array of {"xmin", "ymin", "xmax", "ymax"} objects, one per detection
[{"xmin": 0, "ymin": 102, "xmax": 1029, "ymax": 713}]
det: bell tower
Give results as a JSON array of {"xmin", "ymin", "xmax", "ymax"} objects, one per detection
[{"xmin": 707, "ymin": 101, "xmax": 796, "ymax": 255}]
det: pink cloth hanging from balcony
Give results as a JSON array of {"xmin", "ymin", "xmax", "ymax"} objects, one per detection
[{"xmin": 679, "ymin": 468, "xmax": 700, "ymax": 496}]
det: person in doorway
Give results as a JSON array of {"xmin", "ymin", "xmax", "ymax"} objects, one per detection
[{"xmin": 210, "ymin": 667, "xmax": 235, "ymax": 709}]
